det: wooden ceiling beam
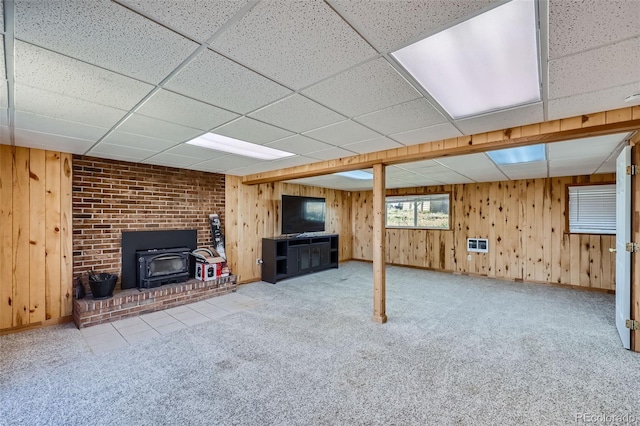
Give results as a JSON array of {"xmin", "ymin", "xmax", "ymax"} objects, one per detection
[{"xmin": 242, "ymin": 106, "xmax": 640, "ymax": 185}]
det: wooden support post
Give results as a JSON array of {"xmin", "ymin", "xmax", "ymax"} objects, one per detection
[{"xmin": 372, "ymin": 163, "xmax": 387, "ymax": 324}]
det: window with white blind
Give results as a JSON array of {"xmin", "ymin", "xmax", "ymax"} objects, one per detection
[{"xmin": 568, "ymin": 184, "xmax": 616, "ymax": 234}]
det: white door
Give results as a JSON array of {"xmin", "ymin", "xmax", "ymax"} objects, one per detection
[{"xmin": 616, "ymin": 145, "xmax": 632, "ymax": 349}]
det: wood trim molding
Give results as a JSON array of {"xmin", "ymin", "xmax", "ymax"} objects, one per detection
[{"xmin": 242, "ymin": 107, "xmax": 640, "ymax": 185}]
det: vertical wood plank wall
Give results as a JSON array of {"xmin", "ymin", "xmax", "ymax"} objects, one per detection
[
  {"xmin": 351, "ymin": 174, "xmax": 617, "ymax": 290},
  {"xmin": 0, "ymin": 145, "xmax": 73, "ymax": 331},
  {"xmin": 225, "ymin": 176, "xmax": 352, "ymax": 283}
]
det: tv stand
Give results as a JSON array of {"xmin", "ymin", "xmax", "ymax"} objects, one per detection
[{"xmin": 261, "ymin": 234, "xmax": 339, "ymax": 284}]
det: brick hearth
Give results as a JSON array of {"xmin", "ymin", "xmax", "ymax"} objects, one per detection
[{"xmin": 73, "ymin": 276, "xmax": 237, "ymax": 328}]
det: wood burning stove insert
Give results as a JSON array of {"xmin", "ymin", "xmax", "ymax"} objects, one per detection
[{"xmin": 136, "ymin": 247, "xmax": 190, "ymax": 289}]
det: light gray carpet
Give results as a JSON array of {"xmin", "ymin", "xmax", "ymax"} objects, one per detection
[{"xmin": 1, "ymin": 261, "xmax": 639, "ymax": 426}]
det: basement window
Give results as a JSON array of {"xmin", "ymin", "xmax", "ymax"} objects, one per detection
[
  {"xmin": 386, "ymin": 194, "xmax": 450, "ymax": 229},
  {"xmin": 568, "ymin": 184, "xmax": 616, "ymax": 234}
]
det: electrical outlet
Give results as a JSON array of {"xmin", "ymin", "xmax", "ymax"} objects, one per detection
[
  {"xmin": 256, "ymin": 259, "xmax": 263, "ymax": 265},
  {"xmin": 467, "ymin": 254, "xmax": 472, "ymax": 261}
]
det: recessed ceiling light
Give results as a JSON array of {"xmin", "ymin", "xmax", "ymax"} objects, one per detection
[
  {"xmin": 186, "ymin": 133, "xmax": 294, "ymax": 160},
  {"xmin": 334, "ymin": 170, "xmax": 373, "ymax": 180},
  {"xmin": 391, "ymin": 0, "xmax": 541, "ymax": 119},
  {"xmin": 487, "ymin": 144, "xmax": 546, "ymax": 165}
]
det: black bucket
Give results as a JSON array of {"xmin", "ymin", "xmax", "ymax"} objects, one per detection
[{"xmin": 88, "ymin": 273, "xmax": 118, "ymax": 300}]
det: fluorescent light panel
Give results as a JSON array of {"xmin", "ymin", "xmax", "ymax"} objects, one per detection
[
  {"xmin": 487, "ymin": 144, "xmax": 545, "ymax": 165},
  {"xmin": 391, "ymin": 0, "xmax": 541, "ymax": 119},
  {"xmin": 186, "ymin": 132, "xmax": 294, "ymax": 160},
  {"xmin": 334, "ymin": 170, "xmax": 373, "ymax": 180}
]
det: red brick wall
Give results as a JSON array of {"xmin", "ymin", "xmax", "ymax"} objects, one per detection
[{"xmin": 72, "ymin": 156, "xmax": 225, "ymax": 288}]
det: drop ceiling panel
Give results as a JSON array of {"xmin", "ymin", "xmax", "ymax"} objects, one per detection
[
  {"xmin": 190, "ymin": 154, "xmax": 263, "ymax": 172},
  {"xmin": 122, "ymin": 0, "xmax": 249, "ymax": 43},
  {"xmin": 163, "ymin": 143, "xmax": 230, "ymax": 161},
  {"xmin": 548, "ymin": 82, "xmax": 640, "ymax": 120},
  {"xmin": 14, "ymin": 129, "xmax": 95, "ymax": 154},
  {"xmin": 302, "ymin": 58, "xmax": 422, "ymax": 117},
  {"xmin": 14, "ymin": 0, "xmax": 198, "ymax": 83},
  {"xmin": 116, "ymin": 114, "xmax": 203, "ymax": 143},
  {"xmin": 89, "ymin": 142, "xmax": 156, "ymax": 161},
  {"xmin": 595, "ymin": 160, "xmax": 617, "ymax": 174},
  {"xmin": 548, "ymin": 0, "xmax": 640, "ymax": 59},
  {"xmin": 0, "ymin": 109, "xmax": 7, "ymax": 127},
  {"xmin": 223, "ymin": 155, "xmax": 318, "ymax": 175},
  {"xmin": 0, "ymin": 81, "xmax": 7, "ymax": 108},
  {"xmin": 165, "ymin": 49, "xmax": 292, "ymax": 114},
  {"xmin": 423, "ymin": 174, "xmax": 474, "ymax": 184},
  {"xmin": 548, "ymin": 133, "xmax": 626, "ymax": 160},
  {"xmin": 213, "ymin": 117, "xmax": 293, "ymax": 144},
  {"xmin": 390, "ymin": 123, "xmax": 462, "ymax": 145},
  {"xmin": 210, "ymin": 0, "xmax": 377, "ymax": 89},
  {"xmin": 548, "ymin": 166, "xmax": 599, "ymax": 178},
  {"xmin": 136, "ymin": 90, "xmax": 239, "ymax": 131},
  {"xmin": 454, "ymin": 102, "xmax": 543, "ymax": 135},
  {"xmin": 549, "ymin": 157, "xmax": 604, "ymax": 171},
  {"xmin": 15, "ymin": 111, "xmax": 108, "ymax": 142},
  {"xmin": 265, "ymin": 135, "xmax": 334, "ymax": 155},
  {"xmin": 15, "ymin": 84, "xmax": 128, "ymax": 129},
  {"xmin": 249, "ymin": 94, "xmax": 344, "ymax": 133},
  {"xmin": 101, "ymin": 131, "xmax": 181, "ymax": 152},
  {"xmin": 306, "ymin": 147, "xmax": 357, "ymax": 161},
  {"xmin": 303, "ymin": 120, "xmax": 381, "ymax": 146},
  {"xmin": 141, "ymin": 153, "xmax": 202, "ymax": 168},
  {"xmin": 385, "ymin": 166, "xmax": 420, "ymax": 179},
  {"xmin": 341, "ymin": 137, "xmax": 403, "ymax": 154},
  {"xmin": 549, "ymin": 38, "xmax": 640, "ymax": 100},
  {"xmin": 434, "ymin": 153, "xmax": 499, "ymax": 172},
  {"xmin": 355, "ymin": 98, "xmax": 447, "ymax": 135},
  {"xmin": 459, "ymin": 169, "xmax": 507, "ymax": 183},
  {"xmin": 330, "ymin": 0, "xmax": 501, "ymax": 52},
  {"xmin": 499, "ymin": 163, "xmax": 548, "ymax": 180},
  {"xmin": 397, "ymin": 160, "xmax": 447, "ymax": 172},
  {"xmin": 0, "ymin": 36, "xmax": 5, "ymax": 79},
  {"xmin": 15, "ymin": 41, "xmax": 154, "ymax": 110}
]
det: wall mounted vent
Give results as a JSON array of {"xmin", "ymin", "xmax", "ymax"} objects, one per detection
[{"xmin": 467, "ymin": 238, "xmax": 489, "ymax": 253}]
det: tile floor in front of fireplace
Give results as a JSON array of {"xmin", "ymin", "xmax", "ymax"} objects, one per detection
[{"xmin": 80, "ymin": 292, "xmax": 259, "ymax": 354}]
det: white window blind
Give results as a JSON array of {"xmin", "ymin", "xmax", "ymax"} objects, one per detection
[{"xmin": 568, "ymin": 184, "xmax": 616, "ymax": 234}]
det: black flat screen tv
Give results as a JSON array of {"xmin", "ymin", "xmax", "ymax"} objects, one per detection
[{"xmin": 281, "ymin": 195, "xmax": 326, "ymax": 235}]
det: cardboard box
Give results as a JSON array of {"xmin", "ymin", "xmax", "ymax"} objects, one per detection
[{"xmin": 194, "ymin": 255, "xmax": 226, "ymax": 282}]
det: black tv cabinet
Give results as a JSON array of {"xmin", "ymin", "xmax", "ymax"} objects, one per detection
[{"xmin": 261, "ymin": 234, "xmax": 339, "ymax": 284}]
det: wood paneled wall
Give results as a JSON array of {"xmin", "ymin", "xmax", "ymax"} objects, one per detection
[
  {"xmin": 0, "ymin": 145, "xmax": 73, "ymax": 331},
  {"xmin": 352, "ymin": 174, "xmax": 617, "ymax": 290},
  {"xmin": 225, "ymin": 176, "xmax": 352, "ymax": 283}
]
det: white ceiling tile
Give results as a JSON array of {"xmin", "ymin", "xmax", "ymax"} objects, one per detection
[
  {"xmin": 249, "ymin": 95, "xmax": 344, "ymax": 133},
  {"xmin": 265, "ymin": 135, "xmax": 334, "ymax": 155},
  {"xmin": 14, "ymin": 0, "xmax": 198, "ymax": 83},
  {"xmin": 15, "ymin": 41, "xmax": 154, "ymax": 110},
  {"xmin": 385, "ymin": 167, "xmax": 419, "ymax": 179},
  {"xmin": 210, "ymin": 0, "xmax": 377, "ymax": 89},
  {"xmin": 0, "ymin": 4, "xmax": 3, "ymax": 32},
  {"xmin": 548, "ymin": 133, "xmax": 627, "ymax": 160},
  {"xmin": 14, "ymin": 129, "xmax": 95, "ymax": 155},
  {"xmin": 136, "ymin": 90, "xmax": 239, "ymax": 130},
  {"xmin": 15, "ymin": 84, "xmax": 128, "ymax": 128},
  {"xmin": 165, "ymin": 49, "xmax": 292, "ymax": 114},
  {"xmin": 390, "ymin": 123, "xmax": 462, "ymax": 145},
  {"xmin": 0, "ymin": 110, "xmax": 7, "ymax": 127},
  {"xmin": 331, "ymin": 0, "xmax": 501, "ymax": 52},
  {"xmin": 548, "ymin": 166, "xmax": 599, "ymax": 178},
  {"xmin": 164, "ymin": 143, "xmax": 229, "ymax": 161},
  {"xmin": 499, "ymin": 163, "xmax": 548, "ymax": 180},
  {"xmin": 0, "ymin": 81, "xmax": 7, "ymax": 108},
  {"xmin": 101, "ymin": 131, "xmax": 180, "ymax": 152},
  {"xmin": 0, "ymin": 126, "xmax": 8, "ymax": 145},
  {"xmin": 190, "ymin": 154, "xmax": 263, "ymax": 172},
  {"xmin": 549, "ymin": 157, "xmax": 604, "ymax": 170},
  {"xmin": 342, "ymin": 137, "xmax": 403, "ymax": 154},
  {"xmin": 426, "ymin": 174, "xmax": 474, "ymax": 184},
  {"xmin": 220, "ymin": 155, "xmax": 318, "ymax": 175},
  {"xmin": 549, "ymin": 0, "xmax": 640, "ymax": 59},
  {"xmin": 0, "ymin": 36, "xmax": 5, "ymax": 79},
  {"xmin": 141, "ymin": 153, "xmax": 202, "ymax": 168},
  {"xmin": 303, "ymin": 120, "xmax": 381, "ymax": 146},
  {"xmin": 307, "ymin": 147, "xmax": 357, "ymax": 161},
  {"xmin": 355, "ymin": 98, "xmax": 447, "ymax": 135},
  {"xmin": 595, "ymin": 160, "xmax": 617, "ymax": 174},
  {"xmin": 459, "ymin": 170, "xmax": 507, "ymax": 183},
  {"xmin": 116, "ymin": 114, "xmax": 203, "ymax": 143},
  {"xmin": 435, "ymin": 153, "xmax": 500, "ymax": 171},
  {"xmin": 548, "ymin": 82, "xmax": 640, "ymax": 120},
  {"xmin": 214, "ymin": 117, "xmax": 293, "ymax": 144},
  {"xmin": 89, "ymin": 142, "xmax": 156, "ymax": 160},
  {"xmin": 549, "ymin": 38, "xmax": 640, "ymax": 100},
  {"xmin": 396, "ymin": 159, "xmax": 444, "ymax": 171},
  {"xmin": 15, "ymin": 111, "xmax": 108, "ymax": 142},
  {"xmin": 302, "ymin": 58, "xmax": 421, "ymax": 116},
  {"xmin": 454, "ymin": 102, "xmax": 543, "ymax": 135},
  {"xmin": 122, "ymin": 0, "xmax": 249, "ymax": 43}
]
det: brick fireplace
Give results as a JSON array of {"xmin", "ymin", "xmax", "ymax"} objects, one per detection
[{"xmin": 72, "ymin": 156, "xmax": 231, "ymax": 327}]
